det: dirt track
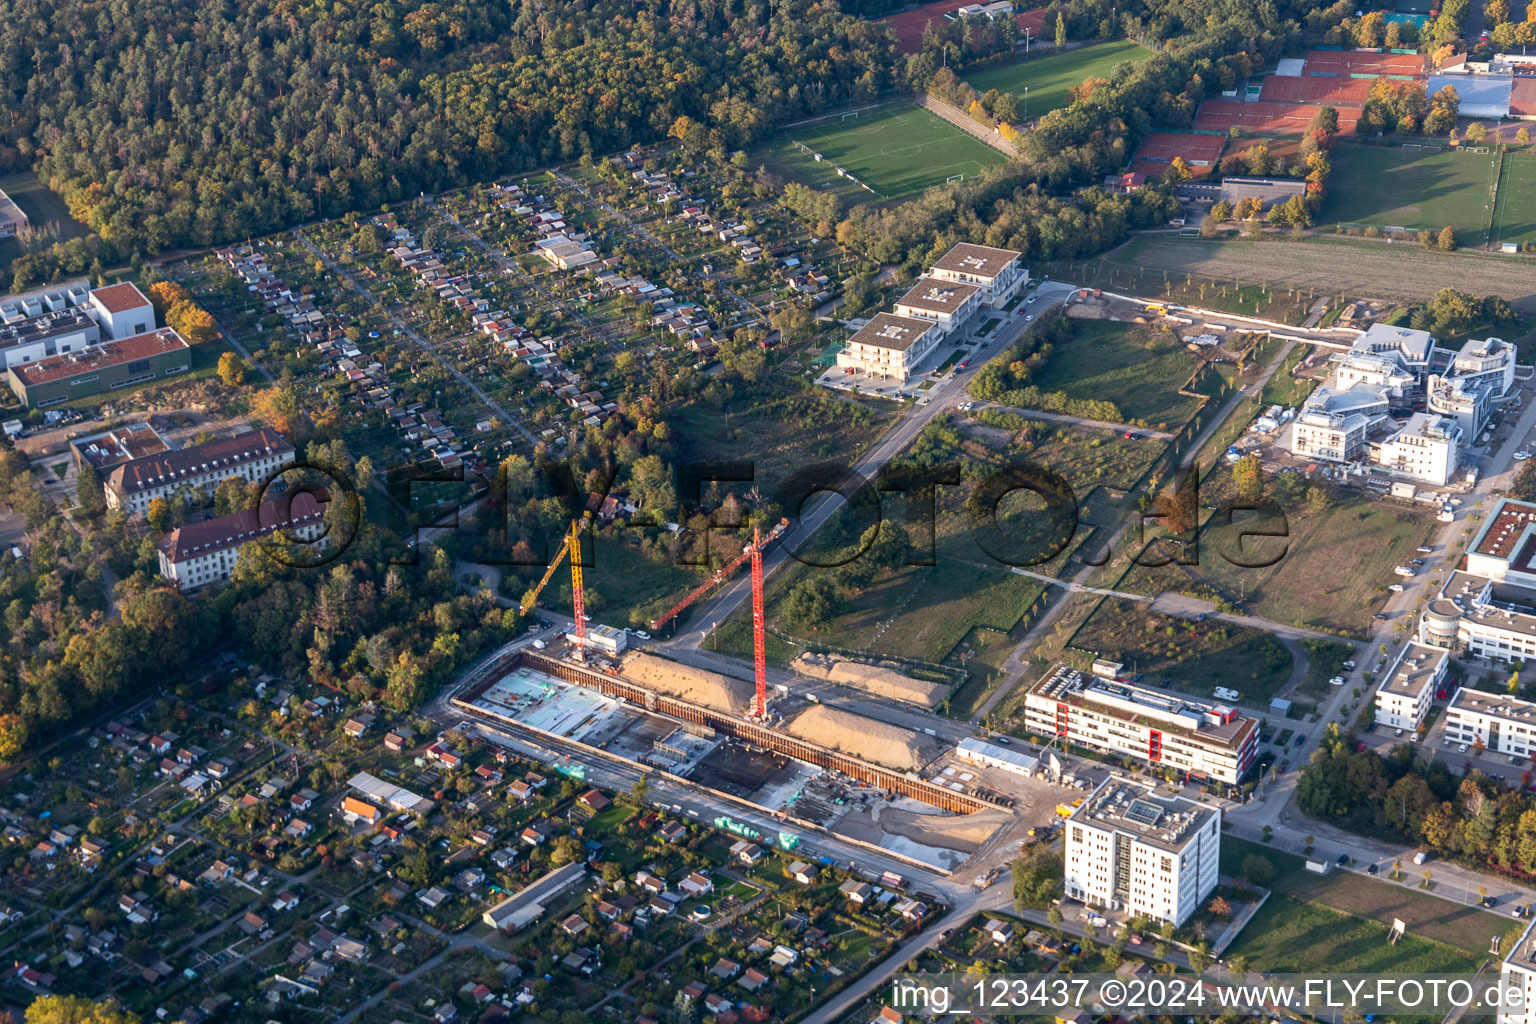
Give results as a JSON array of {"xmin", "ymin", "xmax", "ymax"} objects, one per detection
[{"xmin": 1109, "ymin": 235, "xmax": 1536, "ymax": 311}]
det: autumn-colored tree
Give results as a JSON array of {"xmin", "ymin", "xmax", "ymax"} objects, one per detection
[
  {"xmin": 1232, "ymin": 454, "xmax": 1262, "ymax": 500},
  {"xmin": 1437, "ymin": 224, "xmax": 1457, "ymax": 251},
  {"xmin": 146, "ymin": 496, "xmax": 172, "ymax": 532},
  {"xmin": 0, "ymin": 713, "xmax": 28, "ymax": 761},
  {"xmin": 217, "ymin": 351, "xmax": 247, "ymax": 386},
  {"xmin": 146, "ymin": 280, "xmax": 191, "ymax": 318},
  {"xmin": 1519, "ymin": 126, "xmax": 1533, "ymax": 145},
  {"xmin": 25, "ymin": 995, "xmax": 140, "ymax": 1024},
  {"xmin": 1162, "ymin": 156, "xmax": 1193, "ymax": 184},
  {"xmin": 251, "ymin": 382, "xmax": 309, "ymax": 439},
  {"xmin": 166, "ymin": 298, "xmax": 218, "ymax": 343}
]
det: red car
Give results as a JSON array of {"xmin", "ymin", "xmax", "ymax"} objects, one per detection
[{"xmin": 957, "ymin": 360, "xmax": 969, "ymax": 369}]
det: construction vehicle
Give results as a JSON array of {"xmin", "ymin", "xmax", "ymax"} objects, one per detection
[
  {"xmin": 648, "ymin": 518, "xmax": 788, "ymax": 719},
  {"xmin": 519, "ymin": 514, "xmax": 591, "ymax": 659}
]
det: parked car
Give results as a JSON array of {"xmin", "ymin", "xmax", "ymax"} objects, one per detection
[
  {"xmin": 1367, "ymin": 863, "xmax": 1379, "ymax": 875},
  {"xmin": 1458, "ymin": 743, "xmax": 1469, "ymax": 753}
]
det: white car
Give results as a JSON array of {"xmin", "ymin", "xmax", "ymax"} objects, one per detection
[
  {"xmin": 634, "ymin": 630, "xmax": 651, "ymax": 641},
  {"xmin": 1027, "ymin": 294, "xmax": 1038, "ymax": 303},
  {"xmin": 1516, "ymin": 451, "xmax": 1532, "ymax": 461},
  {"xmin": 1458, "ymin": 743, "xmax": 1469, "ymax": 753},
  {"xmin": 1329, "ymin": 675, "xmax": 1345, "ymax": 686},
  {"xmin": 1388, "ymin": 584, "xmax": 1404, "ymax": 592},
  {"xmin": 1024, "ymin": 314, "xmax": 1034, "ymax": 321}
]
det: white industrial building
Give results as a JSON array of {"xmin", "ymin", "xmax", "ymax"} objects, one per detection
[
  {"xmin": 1373, "ymin": 643, "xmax": 1445, "ymax": 732},
  {"xmin": 1373, "ymin": 413, "xmax": 1462, "ymax": 486},
  {"xmin": 1064, "ymin": 775, "xmax": 1220, "ymax": 927},
  {"xmin": 1290, "ymin": 326, "xmax": 1513, "ymax": 485},
  {"xmin": 955, "ymin": 737, "xmax": 1041, "ymax": 778},
  {"xmin": 0, "ymin": 280, "xmax": 157, "ymax": 372},
  {"xmin": 1420, "ymin": 499, "xmax": 1536, "ymax": 660},
  {"xmin": 1444, "ymin": 688, "xmax": 1536, "ymax": 759},
  {"xmin": 0, "ymin": 188, "xmax": 27, "ymax": 239},
  {"xmin": 1022, "ymin": 664, "xmax": 1259, "ymax": 784}
]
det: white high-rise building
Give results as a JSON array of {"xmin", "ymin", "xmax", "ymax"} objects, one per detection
[{"xmin": 1064, "ymin": 776, "xmax": 1220, "ymax": 927}]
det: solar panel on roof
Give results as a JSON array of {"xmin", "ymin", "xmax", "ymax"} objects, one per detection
[{"xmin": 1124, "ymin": 798, "xmax": 1164, "ymax": 828}]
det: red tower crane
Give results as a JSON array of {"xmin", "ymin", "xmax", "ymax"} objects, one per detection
[
  {"xmin": 648, "ymin": 518, "xmax": 788, "ymax": 633},
  {"xmin": 751, "ymin": 524, "xmax": 767, "ymax": 719}
]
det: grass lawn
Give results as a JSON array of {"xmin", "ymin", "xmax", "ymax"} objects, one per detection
[
  {"xmin": 0, "ymin": 170, "xmax": 90, "ymax": 272},
  {"xmin": 963, "ymin": 40, "xmax": 1152, "ymax": 120},
  {"xmin": 671, "ymin": 391, "xmax": 897, "ymax": 495},
  {"xmin": 1023, "ymin": 319, "xmax": 1206, "ymax": 429},
  {"xmin": 1222, "ymin": 836, "xmax": 1521, "ymax": 969},
  {"xmin": 1493, "ymin": 150, "xmax": 1536, "ymax": 247},
  {"xmin": 1190, "ymin": 497, "xmax": 1434, "ymax": 636},
  {"xmin": 756, "ymin": 103, "xmax": 1006, "ymax": 202},
  {"xmin": 537, "ymin": 534, "xmax": 705, "ymax": 630},
  {"xmin": 1069, "ymin": 595, "xmax": 1295, "ymax": 702},
  {"xmin": 1320, "ymin": 144, "xmax": 1500, "ymax": 242},
  {"xmin": 1259, "ymin": 345, "xmax": 1316, "ymax": 408}
]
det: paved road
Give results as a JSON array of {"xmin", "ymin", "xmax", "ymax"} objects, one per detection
[
  {"xmin": 295, "ymin": 231, "xmax": 540, "ymax": 448},
  {"xmin": 660, "ymin": 281, "xmax": 1081, "ymax": 651}
]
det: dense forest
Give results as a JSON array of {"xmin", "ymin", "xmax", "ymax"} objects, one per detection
[
  {"xmin": 0, "ymin": 0, "xmax": 894, "ymax": 273},
  {"xmin": 1300, "ymin": 723, "xmax": 1536, "ymax": 879}
]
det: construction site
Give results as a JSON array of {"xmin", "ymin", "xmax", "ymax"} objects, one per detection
[{"xmin": 448, "ymin": 516, "xmax": 1088, "ymax": 874}]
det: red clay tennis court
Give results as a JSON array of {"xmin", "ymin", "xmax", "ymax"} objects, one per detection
[
  {"xmin": 1194, "ymin": 99, "xmax": 1361, "ymax": 135},
  {"xmin": 1301, "ymin": 48, "xmax": 1427, "ymax": 76},
  {"xmin": 1258, "ymin": 74, "xmax": 1378, "ymax": 106},
  {"xmin": 1016, "ymin": 5, "xmax": 1050, "ymax": 35},
  {"xmin": 1511, "ymin": 78, "xmax": 1536, "ymax": 118},
  {"xmin": 879, "ymin": 0, "xmax": 970, "ymax": 53},
  {"xmin": 1133, "ymin": 131, "xmax": 1226, "ymax": 166}
]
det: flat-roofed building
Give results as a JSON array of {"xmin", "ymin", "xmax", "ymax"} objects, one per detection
[
  {"xmin": 1022, "ymin": 665, "xmax": 1258, "ymax": 783},
  {"xmin": 1499, "ymin": 916, "xmax": 1536, "ymax": 1024},
  {"xmin": 0, "ymin": 188, "xmax": 26, "ymax": 239},
  {"xmin": 927, "ymin": 243, "xmax": 1026, "ymax": 307},
  {"xmin": 1289, "ymin": 383, "xmax": 1391, "ymax": 463},
  {"xmin": 834, "ymin": 313, "xmax": 941, "ymax": 383},
  {"xmin": 156, "ymin": 491, "xmax": 328, "ymax": 590},
  {"xmin": 481, "ymin": 862, "xmax": 587, "ymax": 932},
  {"xmin": 88, "ymin": 282, "xmax": 154, "ymax": 340},
  {"xmin": 1419, "ymin": 502, "xmax": 1536, "ymax": 662},
  {"xmin": 1444, "ymin": 687, "xmax": 1536, "ymax": 759},
  {"xmin": 1064, "ymin": 775, "xmax": 1219, "ymax": 926},
  {"xmin": 1427, "ymin": 374, "xmax": 1494, "ymax": 442},
  {"xmin": 1374, "ymin": 643, "xmax": 1445, "ymax": 732},
  {"xmin": 105, "ymin": 427, "xmax": 295, "ymax": 515},
  {"xmin": 0, "ymin": 308, "xmax": 102, "ymax": 371},
  {"xmin": 1451, "ymin": 336, "xmax": 1516, "ymax": 398},
  {"xmin": 893, "ymin": 277, "xmax": 981, "ymax": 337},
  {"xmin": 1373, "ymin": 412, "xmax": 1461, "ymax": 486},
  {"xmin": 6, "ymin": 328, "xmax": 191, "ymax": 409}
]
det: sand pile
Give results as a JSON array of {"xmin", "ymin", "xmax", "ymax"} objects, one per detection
[
  {"xmin": 792, "ymin": 653, "xmax": 947, "ymax": 708},
  {"xmin": 622, "ymin": 652, "xmax": 755, "ymax": 716},
  {"xmin": 784, "ymin": 705, "xmax": 938, "ymax": 772}
]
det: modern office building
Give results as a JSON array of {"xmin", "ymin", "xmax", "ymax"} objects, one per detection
[
  {"xmin": 1064, "ymin": 775, "xmax": 1220, "ymax": 926},
  {"xmin": 1022, "ymin": 664, "xmax": 1259, "ymax": 784},
  {"xmin": 1373, "ymin": 643, "xmax": 1446, "ymax": 732},
  {"xmin": 1443, "ymin": 688, "xmax": 1536, "ymax": 759},
  {"xmin": 1373, "ymin": 413, "xmax": 1462, "ymax": 486},
  {"xmin": 6, "ymin": 328, "xmax": 191, "ymax": 408}
]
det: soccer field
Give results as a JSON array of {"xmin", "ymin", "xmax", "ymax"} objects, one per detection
[
  {"xmin": 1493, "ymin": 150, "xmax": 1536, "ymax": 246},
  {"xmin": 962, "ymin": 39, "xmax": 1151, "ymax": 120},
  {"xmin": 1320, "ymin": 143, "xmax": 1499, "ymax": 241},
  {"xmin": 761, "ymin": 104, "xmax": 1007, "ymax": 201}
]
